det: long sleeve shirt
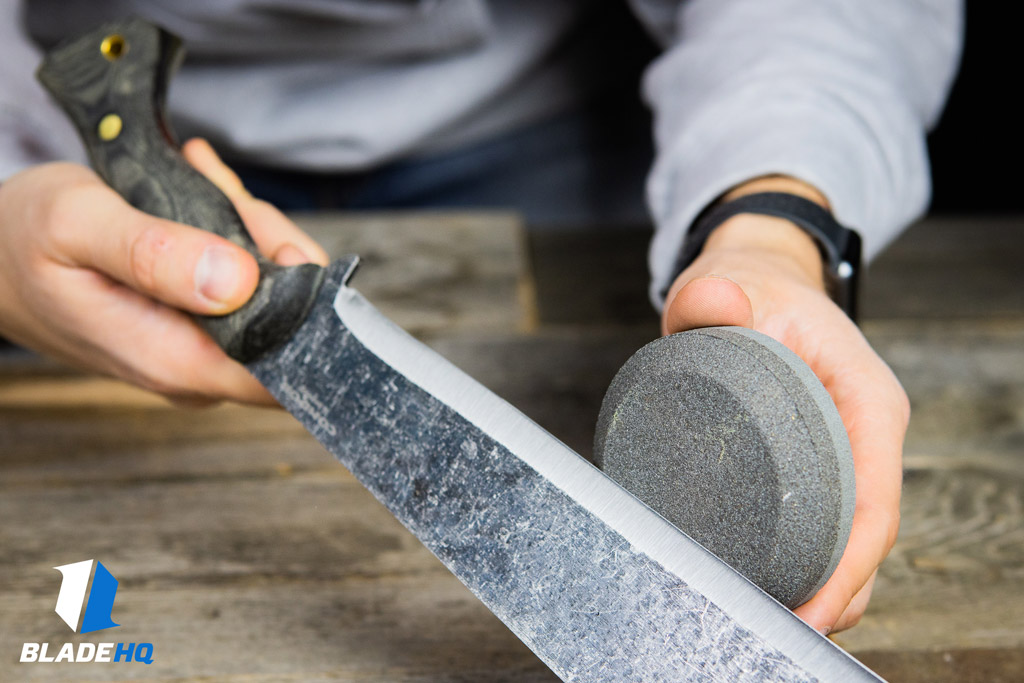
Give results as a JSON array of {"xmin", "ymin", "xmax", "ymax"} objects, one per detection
[{"xmin": 1, "ymin": 0, "xmax": 963, "ymax": 304}]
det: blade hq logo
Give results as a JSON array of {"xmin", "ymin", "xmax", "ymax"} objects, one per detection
[
  {"xmin": 54, "ymin": 559, "xmax": 119, "ymax": 633},
  {"xmin": 20, "ymin": 560, "xmax": 154, "ymax": 665}
]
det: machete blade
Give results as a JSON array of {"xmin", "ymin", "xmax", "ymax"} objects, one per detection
[{"xmin": 246, "ymin": 259, "xmax": 881, "ymax": 682}]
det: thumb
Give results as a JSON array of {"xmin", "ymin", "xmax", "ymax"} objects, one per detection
[
  {"xmin": 57, "ymin": 193, "xmax": 259, "ymax": 315},
  {"xmin": 662, "ymin": 275, "xmax": 755, "ymax": 335}
]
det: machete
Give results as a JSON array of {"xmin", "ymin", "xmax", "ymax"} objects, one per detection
[{"xmin": 37, "ymin": 18, "xmax": 882, "ymax": 681}]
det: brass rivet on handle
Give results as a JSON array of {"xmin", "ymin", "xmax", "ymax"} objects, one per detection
[
  {"xmin": 98, "ymin": 114, "xmax": 123, "ymax": 141},
  {"xmin": 100, "ymin": 34, "xmax": 126, "ymax": 60}
]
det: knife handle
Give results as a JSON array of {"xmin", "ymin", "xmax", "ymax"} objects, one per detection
[{"xmin": 36, "ymin": 18, "xmax": 324, "ymax": 364}]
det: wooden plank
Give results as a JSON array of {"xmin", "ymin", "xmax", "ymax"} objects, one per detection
[
  {"xmin": 863, "ymin": 319, "xmax": 1024, "ymax": 471},
  {"xmin": 527, "ymin": 226, "xmax": 656, "ymax": 326},
  {"xmin": 523, "ymin": 216, "xmax": 1024, "ymax": 325},
  {"xmin": 293, "ymin": 211, "xmax": 538, "ymax": 335},
  {"xmin": 2, "ymin": 581, "xmax": 556, "ymax": 682},
  {"xmin": 2, "ymin": 321, "xmax": 1023, "ymax": 677},
  {"xmin": 857, "ymin": 648, "xmax": 1024, "ymax": 683},
  {"xmin": 3, "ymin": 321, "xmax": 1021, "ymax": 674},
  {"xmin": 861, "ymin": 217, "xmax": 1024, "ymax": 320},
  {"xmin": 2, "ymin": 211, "xmax": 1024, "ymax": 680},
  {"xmin": 0, "ymin": 438, "xmax": 555, "ymax": 680}
]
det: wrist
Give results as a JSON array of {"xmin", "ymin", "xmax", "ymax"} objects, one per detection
[
  {"xmin": 673, "ymin": 175, "xmax": 836, "ymax": 295},
  {"xmin": 703, "ymin": 214, "xmax": 827, "ymax": 291},
  {"xmin": 721, "ymin": 175, "xmax": 830, "ymax": 209},
  {"xmin": 665, "ymin": 176, "xmax": 862, "ymax": 316},
  {"xmin": 713, "ymin": 175, "xmax": 830, "ymax": 288}
]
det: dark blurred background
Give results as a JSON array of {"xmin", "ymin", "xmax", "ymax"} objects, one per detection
[{"xmin": 928, "ymin": 4, "xmax": 1016, "ymax": 214}]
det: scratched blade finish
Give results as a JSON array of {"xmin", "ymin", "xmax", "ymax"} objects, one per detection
[{"xmin": 248, "ymin": 259, "xmax": 881, "ymax": 683}]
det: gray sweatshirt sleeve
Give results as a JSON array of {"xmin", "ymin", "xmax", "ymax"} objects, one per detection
[
  {"xmin": 0, "ymin": 2, "xmax": 85, "ymax": 181},
  {"xmin": 632, "ymin": 0, "xmax": 963, "ymax": 306}
]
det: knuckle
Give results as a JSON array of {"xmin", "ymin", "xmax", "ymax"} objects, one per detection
[
  {"xmin": 879, "ymin": 365, "xmax": 912, "ymax": 429},
  {"xmin": 897, "ymin": 388, "xmax": 912, "ymax": 427},
  {"xmin": 115, "ymin": 358, "xmax": 181, "ymax": 398},
  {"xmin": 44, "ymin": 182, "xmax": 106, "ymax": 251},
  {"xmin": 127, "ymin": 225, "xmax": 173, "ymax": 292},
  {"xmin": 132, "ymin": 364, "xmax": 198, "ymax": 401},
  {"xmin": 884, "ymin": 509, "xmax": 902, "ymax": 551},
  {"xmin": 134, "ymin": 374, "xmax": 178, "ymax": 397}
]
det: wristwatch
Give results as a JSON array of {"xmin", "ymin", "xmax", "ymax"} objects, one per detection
[{"xmin": 665, "ymin": 192, "xmax": 863, "ymax": 320}]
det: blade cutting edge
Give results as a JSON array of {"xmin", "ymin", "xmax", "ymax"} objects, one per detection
[{"xmin": 249, "ymin": 260, "xmax": 882, "ymax": 682}]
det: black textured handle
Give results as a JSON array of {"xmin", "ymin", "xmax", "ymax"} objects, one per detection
[{"xmin": 36, "ymin": 17, "xmax": 324, "ymax": 364}]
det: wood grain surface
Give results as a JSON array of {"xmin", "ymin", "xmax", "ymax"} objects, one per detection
[{"xmin": 1, "ymin": 213, "xmax": 1021, "ymax": 681}]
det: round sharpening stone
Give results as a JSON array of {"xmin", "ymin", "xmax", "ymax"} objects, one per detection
[{"xmin": 594, "ymin": 326, "xmax": 855, "ymax": 608}]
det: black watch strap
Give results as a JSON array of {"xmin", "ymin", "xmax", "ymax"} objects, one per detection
[{"xmin": 665, "ymin": 192, "xmax": 863, "ymax": 319}]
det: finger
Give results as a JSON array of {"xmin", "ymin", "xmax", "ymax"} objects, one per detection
[
  {"xmin": 181, "ymin": 137, "xmax": 251, "ymax": 200},
  {"xmin": 662, "ymin": 275, "xmax": 755, "ymax": 335},
  {"xmin": 58, "ymin": 267, "xmax": 276, "ymax": 405},
  {"xmin": 236, "ymin": 198, "xmax": 331, "ymax": 266},
  {"xmin": 182, "ymin": 138, "xmax": 330, "ymax": 266},
  {"xmin": 793, "ymin": 502, "xmax": 895, "ymax": 632},
  {"xmin": 273, "ymin": 243, "xmax": 315, "ymax": 267},
  {"xmin": 792, "ymin": 440, "xmax": 901, "ymax": 633},
  {"xmin": 793, "ymin": 363, "xmax": 905, "ymax": 632},
  {"xmin": 51, "ymin": 188, "xmax": 259, "ymax": 315},
  {"xmin": 832, "ymin": 571, "xmax": 877, "ymax": 632}
]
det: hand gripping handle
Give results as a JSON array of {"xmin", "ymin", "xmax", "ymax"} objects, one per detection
[{"xmin": 36, "ymin": 17, "xmax": 324, "ymax": 364}]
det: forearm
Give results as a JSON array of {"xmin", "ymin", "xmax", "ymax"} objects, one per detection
[{"xmin": 637, "ymin": 0, "xmax": 964, "ymax": 305}]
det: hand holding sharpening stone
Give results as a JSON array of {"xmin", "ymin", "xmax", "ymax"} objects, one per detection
[{"xmin": 595, "ymin": 326, "xmax": 855, "ymax": 608}]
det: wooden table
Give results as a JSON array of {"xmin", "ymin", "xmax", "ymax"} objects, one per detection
[{"xmin": 1, "ymin": 213, "xmax": 1021, "ymax": 681}]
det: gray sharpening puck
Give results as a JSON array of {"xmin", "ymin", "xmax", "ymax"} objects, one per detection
[{"xmin": 594, "ymin": 326, "xmax": 855, "ymax": 608}]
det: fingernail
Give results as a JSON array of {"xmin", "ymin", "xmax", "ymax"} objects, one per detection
[
  {"xmin": 817, "ymin": 626, "xmax": 832, "ymax": 637},
  {"xmin": 195, "ymin": 246, "xmax": 242, "ymax": 305}
]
